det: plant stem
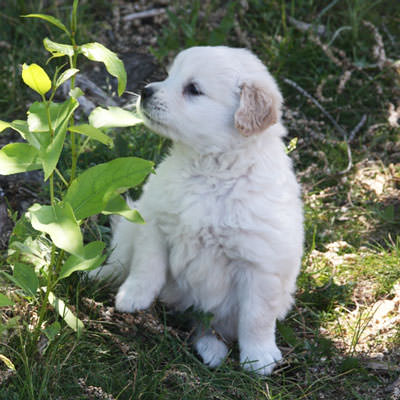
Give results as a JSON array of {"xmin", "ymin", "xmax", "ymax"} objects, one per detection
[
  {"xmin": 33, "ymin": 243, "xmax": 64, "ymax": 346},
  {"xmin": 49, "ymin": 175, "xmax": 55, "ymax": 205},
  {"xmin": 54, "ymin": 168, "xmax": 69, "ymax": 187},
  {"xmin": 42, "ymin": 95, "xmax": 54, "ymax": 138},
  {"xmin": 68, "ymin": 37, "xmax": 79, "ymax": 186},
  {"xmin": 54, "ymin": 250, "xmax": 65, "ymax": 278},
  {"xmin": 33, "ymin": 95, "xmax": 58, "ymax": 346},
  {"xmin": 78, "ymin": 136, "xmax": 91, "ymax": 155},
  {"xmin": 42, "ymin": 94, "xmax": 56, "ymax": 208}
]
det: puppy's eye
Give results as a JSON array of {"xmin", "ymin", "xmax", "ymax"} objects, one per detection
[{"xmin": 184, "ymin": 82, "xmax": 203, "ymax": 96}]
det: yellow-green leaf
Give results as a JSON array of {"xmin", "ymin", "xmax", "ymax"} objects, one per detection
[
  {"xmin": 0, "ymin": 120, "xmax": 10, "ymax": 132},
  {"xmin": 0, "ymin": 354, "xmax": 15, "ymax": 371},
  {"xmin": 43, "ymin": 38, "xmax": 74, "ymax": 58},
  {"xmin": 22, "ymin": 63, "xmax": 51, "ymax": 96},
  {"xmin": 48, "ymin": 292, "xmax": 84, "ymax": 336},
  {"xmin": 55, "ymin": 68, "xmax": 79, "ymax": 89},
  {"xmin": 89, "ymin": 106, "xmax": 142, "ymax": 129}
]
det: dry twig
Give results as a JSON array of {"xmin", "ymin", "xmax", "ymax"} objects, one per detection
[
  {"xmin": 122, "ymin": 8, "xmax": 166, "ymax": 22},
  {"xmin": 284, "ymin": 78, "xmax": 367, "ymax": 175}
]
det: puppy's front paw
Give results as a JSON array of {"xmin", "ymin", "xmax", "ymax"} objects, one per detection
[
  {"xmin": 240, "ymin": 341, "xmax": 282, "ymax": 375},
  {"xmin": 195, "ymin": 334, "xmax": 228, "ymax": 368},
  {"xmin": 115, "ymin": 280, "xmax": 156, "ymax": 313}
]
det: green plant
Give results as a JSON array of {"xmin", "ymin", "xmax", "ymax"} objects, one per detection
[{"xmin": 0, "ymin": 0, "xmax": 151, "ymax": 354}]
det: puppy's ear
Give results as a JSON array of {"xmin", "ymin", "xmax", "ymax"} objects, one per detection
[{"xmin": 234, "ymin": 83, "xmax": 280, "ymax": 136}]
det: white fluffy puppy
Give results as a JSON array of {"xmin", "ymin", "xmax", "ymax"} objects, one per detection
[{"xmin": 91, "ymin": 46, "xmax": 303, "ymax": 375}]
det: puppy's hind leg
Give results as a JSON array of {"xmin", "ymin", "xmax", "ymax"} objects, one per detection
[{"xmin": 194, "ymin": 327, "xmax": 229, "ymax": 368}]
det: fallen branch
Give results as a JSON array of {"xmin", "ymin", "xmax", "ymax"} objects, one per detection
[
  {"xmin": 283, "ymin": 78, "xmax": 366, "ymax": 175},
  {"xmin": 288, "ymin": 16, "xmax": 325, "ymax": 36},
  {"xmin": 122, "ymin": 8, "xmax": 166, "ymax": 22},
  {"xmin": 366, "ymin": 360, "xmax": 400, "ymax": 372},
  {"xmin": 349, "ymin": 114, "xmax": 367, "ymax": 143},
  {"xmin": 283, "ymin": 78, "xmax": 348, "ymax": 138}
]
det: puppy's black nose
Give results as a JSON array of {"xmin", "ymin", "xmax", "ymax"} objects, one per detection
[{"xmin": 140, "ymin": 86, "xmax": 154, "ymax": 103}]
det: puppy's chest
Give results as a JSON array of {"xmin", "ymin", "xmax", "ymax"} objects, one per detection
[
  {"xmin": 159, "ymin": 173, "xmax": 236, "ymax": 238},
  {"xmin": 149, "ymin": 153, "xmax": 264, "ymax": 261}
]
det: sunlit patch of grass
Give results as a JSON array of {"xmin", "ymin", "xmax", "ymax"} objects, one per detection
[
  {"xmin": 339, "ymin": 239, "xmax": 400, "ymax": 297},
  {"xmin": 299, "ymin": 237, "xmax": 400, "ymax": 362}
]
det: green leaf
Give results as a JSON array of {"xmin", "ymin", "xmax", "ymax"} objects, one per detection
[
  {"xmin": 44, "ymin": 321, "xmax": 61, "ymax": 341},
  {"xmin": 0, "ymin": 143, "xmax": 41, "ymax": 175},
  {"xmin": 89, "ymin": 106, "xmax": 142, "ymax": 129},
  {"xmin": 0, "ymin": 293, "xmax": 14, "ymax": 307},
  {"xmin": 27, "ymin": 98, "xmax": 79, "ymax": 179},
  {"xmin": 41, "ymin": 101, "xmax": 78, "ymax": 180},
  {"xmin": 65, "ymin": 157, "xmax": 153, "ymax": 220},
  {"xmin": 55, "ymin": 68, "xmax": 79, "ymax": 89},
  {"xmin": 44, "ymin": 37, "xmax": 74, "ymax": 58},
  {"xmin": 0, "ymin": 120, "xmax": 45, "ymax": 150},
  {"xmin": 22, "ymin": 63, "xmax": 51, "ymax": 96},
  {"xmin": 68, "ymin": 124, "xmax": 113, "ymax": 146},
  {"xmin": 27, "ymin": 99, "xmax": 75, "ymax": 133},
  {"xmin": 1, "ymin": 119, "xmax": 28, "ymax": 139},
  {"xmin": 28, "ymin": 202, "xmax": 83, "ymax": 256},
  {"xmin": 69, "ymin": 87, "xmax": 84, "ymax": 99},
  {"xmin": 9, "ymin": 239, "xmax": 48, "ymax": 271},
  {"xmin": 80, "ymin": 43, "xmax": 127, "ymax": 96},
  {"xmin": 3, "ymin": 263, "xmax": 39, "ymax": 297},
  {"xmin": 59, "ymin": 241, "xmax": 106, "ymax": 280},
  {"xmin": 14, "ymin": 263, "xmax": 39, "ymax": 297},
  {"xmin": 9, "ymin": 215, "xmax": 40, "ymax": 247},
  {"xmin": 0, "ymin": 120, "xmax": 10, "ymax": 132},
  {"xmin": 103, "ymin": 195, "xmax": 144, "ymax": 223},
  {"xmin": 8, "ymin": 215, "xmax": 52, "ymax": 271},
  {"xmin": 23, "ymin": 14, "xmax": 70, "ymax": 36},
  {"xmin": 47, "ymin": 291, "xmax": 84, "ymax": 335}
]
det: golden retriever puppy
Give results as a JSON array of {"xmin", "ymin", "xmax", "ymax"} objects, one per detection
[{"xmin": 90, "ymin": 46, "xmax": 303, "ymax": 375}]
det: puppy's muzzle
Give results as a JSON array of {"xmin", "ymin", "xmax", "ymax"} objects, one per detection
[{"xmin": 140, "ymin": 86, "xmax": 155, "ymax": 109}]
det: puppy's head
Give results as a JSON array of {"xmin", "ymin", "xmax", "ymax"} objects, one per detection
[{"xmin": 138, "ymin": 46, "xmax": 283, "ymax": 152}]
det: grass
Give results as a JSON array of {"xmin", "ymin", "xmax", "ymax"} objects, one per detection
[{"xmin": 1, "ymin": 0, "xmax": 400, "ymax": 399}]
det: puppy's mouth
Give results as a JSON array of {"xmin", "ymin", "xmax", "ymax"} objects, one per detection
[
  {"xmin": 141, "ymin": 108, "xmax": 157, "ymax": 123},
  {"xmin": 138, "ymin": 102, "xmax": 164, "ymax": 127},
  {"xmin": 139, "ymin": 106, "xmax": 171, "ymax": 138}
]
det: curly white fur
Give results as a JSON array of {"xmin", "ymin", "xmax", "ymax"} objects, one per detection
[{"xmin": 89, "ymin": 46, "xmax": 303, "ymax": 375}]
